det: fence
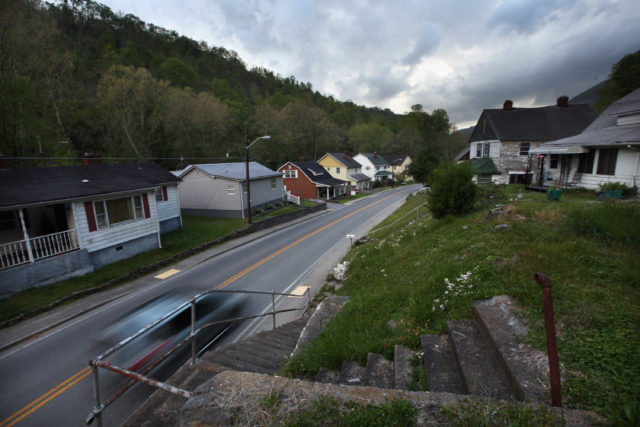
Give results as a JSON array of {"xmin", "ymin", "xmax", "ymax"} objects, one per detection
[
  {"xmin": 0, "ymin": 229, "xmax": 79, "ymax": 269},
  {"xmin": 86, "ymin": 287, "xmax": 310, "ymax": 426},
  {"xmin": 286, "ymin": 190, "xmax": 301, "ymax": 206}
]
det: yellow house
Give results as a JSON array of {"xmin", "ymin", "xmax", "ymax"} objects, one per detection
[
  {"xmin": 385, "ymin": 154, "xmax": 413, "ymax": 182},
  {"xmin": 317, "ymin": 153, "xmax": 371, "ymax": 191}
]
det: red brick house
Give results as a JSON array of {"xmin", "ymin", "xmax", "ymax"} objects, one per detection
[{"xmin": 278, "ymin": 161, "xmax": 348, "ymax": 200}]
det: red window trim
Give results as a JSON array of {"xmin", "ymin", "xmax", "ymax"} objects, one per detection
[
  {"xmin": 162, "ymin": 186, "xmax": 168, "ymax": 201},
  {"xmin": 142, "ymin": 193, "xmax": 151, "ymax": 219},
  {"xmin": 84, "ymin": 201, "xmax": 97, "ymax": 232}
]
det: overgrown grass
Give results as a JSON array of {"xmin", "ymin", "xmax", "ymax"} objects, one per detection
[
  {"xmin": 284, "ymin": 396, "xmax": 417, "ymax": 426},
  {"xmin": 0, "ymin": 216, "xmax": 244, "ymax": 324},
  {"xmin": 439, "ymin": 399, "xmax": 558, "ymax": 426},
  {"xmin": 281, "ymin": 186, "xmax": 640, "ymax": 422}
]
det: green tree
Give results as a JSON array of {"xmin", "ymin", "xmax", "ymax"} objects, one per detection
[
  {"xmin": 347, "ymin": 122, "xmax": 392, "ymax": 153},
  {"xmin": 427, "ymin": 161, "xmax": 477, "ymax": 218},
  {"xmin": 159, "ymin": 57, "xmax": 198, "ymax": 88},
  {"xmin": 594, "ymin": 50, "xmax": 640, "ymax": 113}
]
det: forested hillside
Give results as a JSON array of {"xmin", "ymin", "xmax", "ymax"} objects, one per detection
[{"xmin": 0, "ymin": 0, "xmax": 467, "ymax": 170}]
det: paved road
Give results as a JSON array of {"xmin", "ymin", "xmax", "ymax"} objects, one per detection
[{"xmin": 0, "ymin": 185, "xmax": 420, "ymax": 427}]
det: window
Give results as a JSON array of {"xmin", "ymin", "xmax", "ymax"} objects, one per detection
[
  {"xmin": 155, "ymin": 188, "xmax": 163, "ymax": 202},
  {"xmin": 550, "ymin": 154, "xmax": 559, "ymax": 169},
  {"xmin": 336, "ymin": 167, "xmax": 340, "ymax": 174},
  {"xmin": 365, "ymin": 166, "xmax": 371, "ymax": 171},
  {"xmin": 271, "ymin": 177, "xmax": 276, "ymax": 189},
  {"xmin": 596, "ymin": 148, "xmax": 617, "ymax": 175},
  {"xmin": 283, "ymin": 170, "xmax": 297, "ymax": 178},
  {"xmin": 577, "ymin": 150, "xmax": 595, "ymax": 173},
  {"xmin": 476, "ymin": 143, "xmax": 489, "ymax": 158},
  {"xmin": 227, "ymin": 185, "xmax": 236, "ymax": 195},
  {"xmin": 519, "ymin": 142, "xmax": 530, "ymax": 155},
  {"xmin": 93, "ymin": 195, "xmax": 145, "ymax": 229}
]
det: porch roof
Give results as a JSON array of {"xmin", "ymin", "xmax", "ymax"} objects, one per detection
[{"xmin": 0, "ymin": 163, "xmax": 179, "ymax": 209}]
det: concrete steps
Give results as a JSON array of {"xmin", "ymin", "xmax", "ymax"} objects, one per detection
[{"xmin": 313, "ymin": 295, "xmax": 550, "ymax": 405}]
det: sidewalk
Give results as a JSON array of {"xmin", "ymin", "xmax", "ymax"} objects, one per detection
[{"xmin": 0, "ymin": 209, "xmax": 331, "ymax": 354}]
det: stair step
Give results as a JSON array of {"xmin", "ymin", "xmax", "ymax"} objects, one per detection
[
  {"xmin": 220, "ymin": 346, "xmax": 283, "ymax": 371},
  {"xmin": 207, "ymin": 352, "xmax": 275, "ymax": 374},
  {"xmin": 421, "ymin": 334, "xmax": 467, "ymax": 394},
  {"xmin": 473, "ymin": 296, "xmax": 549, "ymax": 403},
  {"xmin": 448, "ymin": 319, "xmax": 515, "ymax": 400},
  {"xmin": 243, "ymin": 335, "xmax": 294, "ymax": 356},
  {"xmin": 363, "ymin": 353, "xmax": 393, "ymax": 388},
  {"xmin": 314, "ymin": 367, "xmax": 339, "ymax": 384},
  {"xmin": 339, "ymin": 361, "xmax": 366, "ymax": 386},
  {"xmin": 393, "ymin": 345, "xmax": 415, "ymax": 390}
]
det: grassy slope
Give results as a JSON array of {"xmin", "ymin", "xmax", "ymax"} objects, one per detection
[{"xmin": 282, "ymin": 186, "xmax": 640, "ymax": 422}]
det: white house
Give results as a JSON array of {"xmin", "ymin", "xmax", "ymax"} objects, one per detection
[
  {"xmin": 176, "ymin": 162, "xmax": 284, "ymax": 218},
  {"xmin": 353, "ymin": 152, "xmax": 392, "ymax": 182},
  {"xmin": 0, "ymin": 163, "xmax": 181, "ymax": 296},
  {"xmin": 530, "ymin": 88, "xmax": 640, "ymax": 191}
]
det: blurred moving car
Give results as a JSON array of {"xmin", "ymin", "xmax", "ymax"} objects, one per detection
[{"xmin": 99, "ymin": 292, "xmax": 243, "ymax": 374}]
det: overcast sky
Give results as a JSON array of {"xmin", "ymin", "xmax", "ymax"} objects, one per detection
[{"xmin": 99, "ymin": 0, "xmax": 640, "ymax": 128}]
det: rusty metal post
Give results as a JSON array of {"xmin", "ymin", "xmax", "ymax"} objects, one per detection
[
  {"xmin": 534, "ymin": 272, "xmax": 563, "ymax": 407},
  {"xmin": 190, "ymin": 297, "xmax": 196, "ymax": 365}
]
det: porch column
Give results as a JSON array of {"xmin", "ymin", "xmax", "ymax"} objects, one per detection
[{"xmin": 18, "ymin": 209, "xmax": 35, "ymax": 263}]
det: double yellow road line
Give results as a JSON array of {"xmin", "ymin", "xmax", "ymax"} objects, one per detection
[{"xmin": 1, "ymin": 192, "xmax": 394, "ymax": 425}]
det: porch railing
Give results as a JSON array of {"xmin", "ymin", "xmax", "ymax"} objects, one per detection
[{"xmin": 0, "ymin": 229, "xmax": 79, "ymax": 270}]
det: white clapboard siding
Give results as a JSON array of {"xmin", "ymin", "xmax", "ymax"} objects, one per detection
[
  {"xmin": 73, "ymin": 191, "xmax": 159, "ymax": 253},
  {"xmin": 156, "ymin": 184, "xmax": 181, "ymax": 221}
]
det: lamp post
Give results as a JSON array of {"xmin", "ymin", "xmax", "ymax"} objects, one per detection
[{"xmin": 245, "ymin": 131, "xmax": 271, "ymax": 224}]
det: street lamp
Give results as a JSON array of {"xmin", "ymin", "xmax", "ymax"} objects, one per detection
[{"xmin": 245, "ymin": 133, "xmax": 271, "ymax": 224}]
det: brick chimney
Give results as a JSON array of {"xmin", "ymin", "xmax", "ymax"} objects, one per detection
[
  {"xmin": 82, "ymin": 153, "xmax": 101, "ymax": 165},
  {"xmin": 374, "ymin": 152, "xmax": 378, "ymax": 158},
  {"xmin": 344, "ymin": 152, "xmax": 348, "ymax": 159},
  {"xmin": 556, "ymin": 95, "xmax": 569, "ymax": 108},
  {"xmin": 503, "ymin": 100, "xmax": 513, "ymax": 111}
]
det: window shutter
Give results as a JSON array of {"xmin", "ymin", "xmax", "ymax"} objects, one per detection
[
  {"xmin": 142, "ymin": 193, "xmax": 151, "ymax": 219},
  {"xmin": 162, "ymin": 186, "xmax": 168, "ymax": 201},
  {"xmin": 84, "ymin": 202, "xmax": 97, "ymax": 232}
]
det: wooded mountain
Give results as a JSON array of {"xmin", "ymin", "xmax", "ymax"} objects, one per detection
[{"xmin": 0, "ymin": 0, "xmax": 466, "ymax": 170}]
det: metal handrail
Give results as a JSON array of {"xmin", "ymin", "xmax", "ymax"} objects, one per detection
[{"xmin": 87, "ymin": 287, "xmax": 310, "ymax": 426}]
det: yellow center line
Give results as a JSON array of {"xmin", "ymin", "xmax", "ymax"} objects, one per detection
[
  {"xmin": 1, "ymin": 366, "xmax": 92, "ymax": 427},
  {"xmin": 215, "ymin": 194, "xmax": 391, "ymax": 290},
  {"xmin": 2, "ymin": 192, "xmax": 396, "ymax": 426}
]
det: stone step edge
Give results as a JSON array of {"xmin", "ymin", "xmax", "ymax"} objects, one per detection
[{"xmin": 472, "ymin": 295, "xmax": 550, "ymax": 404}]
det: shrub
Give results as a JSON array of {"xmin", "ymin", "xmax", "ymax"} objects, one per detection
[
  {"xmin": 599, "ymin": 182, "xmax": 629, "ymax": 192},
  {"xmin": 256, "ymin": 208, "xmax": 264, "ymax": 215},
  {"xmin": 267, "ymin": 204, "xmax": 275, "ymax": 210},
  {"xmin": 372, "ymin": 180, "xmax": 383, "ymax": 189},
  {"xmin": 427, "ymin": 162, "xmax": 477, "ymax": 218}
]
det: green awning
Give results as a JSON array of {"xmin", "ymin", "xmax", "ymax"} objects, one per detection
[{"xmin": 471, "ymin": 158, "xmax": 501, "ymax": 175}]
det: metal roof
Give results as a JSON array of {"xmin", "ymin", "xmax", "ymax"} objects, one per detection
[
  {"xmin": 186, "ymin": 162, "xmax": 280, "ymax": 181},
  {"xmin": 348, "ymin": 173, "xmax": 371, "ymax": 182}
]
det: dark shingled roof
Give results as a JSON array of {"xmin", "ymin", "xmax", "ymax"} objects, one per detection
[
  {"xmin": 0, "ymin": 163, "xmax": 179, "ymax": 209},
  {"xmin": 325, "ymin": 153, "xmax": 362, "ymax": 169},
  {"xmin": 384, "ymin": 154, "xmax": 408, "ymax": 166},
  {"xmin": 290, "ymin": 161, "xmax": 348, "ymax": 187},
  {"xmin": 348, "ymin": 173, "xmax": 371, "ymax": 182},
  {"xmin": 469, "ymin": 104, "xmax": 597, "ymax": 143}
]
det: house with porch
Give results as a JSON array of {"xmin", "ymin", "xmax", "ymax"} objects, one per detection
[
  {"xmin": 0, "ymin": 163, "xmax": 181, "ymax": 296},
  {"xmin": 317, "ymin": 152, "xmax": 371, "ymax": 192},
  {"xmin": 385, "ymin": 154, "xmax": 413, "ymax": 182},
  {"xmin": 278, "ymin": 161, "xmax": 348, "ymax": 200},
  {"xmin": 353, "ymin": 152, "xmax": 391, "ymax": 183},
  {"xmin": 529, "ymin": 88, "xmax": 640, "ymax": 191},
  {"xmin": 175, "ymin": 162, "xmax": 284, "ymax": 218},
  {"xmin": 468, "ymin": 97, "xmax": 597, "ymax": 185}
]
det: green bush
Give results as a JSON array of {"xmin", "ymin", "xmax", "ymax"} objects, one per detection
[
  {"xmin": 599, "ymin": 182, "xmax": 630, "ymax": 192},
  {"xmin": 427, "ymin": 162, "xmax": 477, "ymax": 218}
]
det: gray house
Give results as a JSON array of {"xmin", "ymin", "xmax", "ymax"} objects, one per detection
[
  {"xmin": 0, "ymin": 163, "xmax": 181, "ymax": 296},
  {"xmin": 176, "ymin": 163, "xmax": 284, "ymax": 218},
  {"xmin": 468, "ymin": 97, "xmax": 597, "ymax": 184}
]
